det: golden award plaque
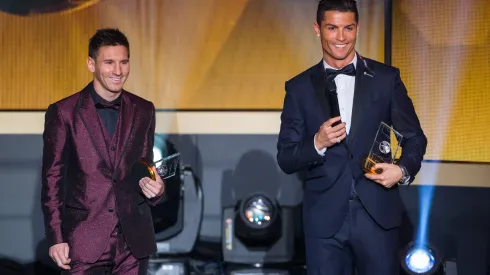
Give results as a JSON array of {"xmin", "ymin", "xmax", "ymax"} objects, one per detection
[{"xmin": 363, "ymin": 122, "xmax": 403, "ymax": 174}]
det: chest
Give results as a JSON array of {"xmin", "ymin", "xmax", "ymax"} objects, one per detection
[
  {"xmin": 333, "ymin": 75, "xmax": 356, "ymax": 133},
  {"xmin": 302, "ymin": 75, "xmax": 391, "ymax": 135}
]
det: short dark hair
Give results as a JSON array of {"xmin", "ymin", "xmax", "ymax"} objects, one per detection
[
  {"xmin": 316, "ymin": 0, "xmax": 359, "ymax": 25},
  {"xmin": 88, "ymin": 28, "xmax": 130, "ymax": 59}
]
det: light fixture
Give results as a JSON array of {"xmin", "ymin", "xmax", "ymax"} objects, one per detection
[
  {"xmin": 222, "ymin": 191, "xmax": 295, "ymax": 274},
  {"xmin": 401, "ymin": 242, "xmax": 443, "ymax": 275},
  {"xmin": 147, "ymin": 258, "xmax": 186, "ymax": 275},
  {"xmin": 235, "ymin": 193, "xmax": 281, "ymax": 248},
  {"xmin": 221, "ymin": 150, "xmax": 299, "ymax": 274},
  {"xmin": 229, "ymin": 268, "xmax": 291, "ymax": 275},
  {"xmin": 148, "ymin": 136, "xmax": 204, "ymax": 275},
  {"xmin": 241, "ymin": 195, "xmax": 276, "ymax": 228}
]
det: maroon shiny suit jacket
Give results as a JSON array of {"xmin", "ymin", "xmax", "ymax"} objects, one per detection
[{"xmin": 41, "ymin": 83, "xmax": 160, "ymax": 263}]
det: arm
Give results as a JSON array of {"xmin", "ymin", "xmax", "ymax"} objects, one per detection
[
  {"xmin": 141, "ymin": 103, "xmax": 165, "ymax": 205},
  {"xmin": 277, "ymin": 83, "xmax": 324, "ymax": 174},
  {"xmin": 141, "ymin": 103, "xmax": 156, "ymax": 168},
  {"xmin": 41, "ymin": 104, "xmax": 68, "ymax": 246},
  {"xmin": 391, "ymin": 69, "xmax": 428, "ymax": 182}
]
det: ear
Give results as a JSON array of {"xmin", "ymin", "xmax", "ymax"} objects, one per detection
[
  {"xmin": 313, "ymin": 22, "xmax": 321, "ymax": 37},
  {"xmin": 87, "ymin": 57, "xmax": 95, "ymax": 73}
]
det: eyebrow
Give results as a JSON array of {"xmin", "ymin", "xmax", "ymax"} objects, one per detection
[
  {"xmin": 102, "ymin": 58, "xmax": 129, "ymax": 62},
  {"xmin": 325, "ymin": 23, "xmax": 356, "ymax": 28}
]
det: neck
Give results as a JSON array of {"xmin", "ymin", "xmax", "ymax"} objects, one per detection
[
  {"xmin": 324, "ymin": 52, "xmax": 356, "ymax": 69},
  {"xmin": 93, "ymin": 80, "xmax": 121, "ymax": 102}
]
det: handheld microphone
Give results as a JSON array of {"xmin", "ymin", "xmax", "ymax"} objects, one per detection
[{"xmin": 326, "ymin": 80, "xmax": 342, "ymax": 127}]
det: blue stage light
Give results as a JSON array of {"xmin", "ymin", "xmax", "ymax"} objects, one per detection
[
  {"xmin": 401, "ymin": 242, "xmax": 442, "ymax": 275},
  {"xmin": 405, "ymin": 246, "xmax": 435, "ymax": 273}
]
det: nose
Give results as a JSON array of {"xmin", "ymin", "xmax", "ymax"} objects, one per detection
[
  {"xmin": 336, "ymin": 29, "xmax": 346, "ymax": 41},
  {"xmin": 114, "ymin": 64, "xmax": 122, "ymax": 76}
]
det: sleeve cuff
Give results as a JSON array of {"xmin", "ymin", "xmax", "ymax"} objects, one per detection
[
  {"xmin": 314, "ymin": 134, "xmax": 327, "ymax": 156},
  {"xmin": 148, "ymin": 193, "xmax": 167, "ymax": 206},
  {"xmin": 46, "ymin": 229, "xmax": 64, "ymax": 246}
]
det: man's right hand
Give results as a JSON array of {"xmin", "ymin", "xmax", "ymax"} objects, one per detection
[
  {"xmin": 314, "ymin": 116, "xmax": 347, "ymax": 150},
  {"xmin": 49, "ymin": 243, "xmax": 71, "ymax": 270}
]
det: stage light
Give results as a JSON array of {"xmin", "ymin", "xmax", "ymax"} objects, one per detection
[
  {"xmin": 406, "ymin": 247, "xmax": 435, "ymax": 273},
  {"xmin": 150, "ymin": 136, "xmax": 182, "ymax": 238},
  {"xmin": 153, "ymin": 147, "xmax": 163, "ymax": 163},
  {"xmin": 401, "ymin": 242, "xmax": 443, "ymax": 275},
  {"xmin": 223, "ymin": 191, "xmax": 294, "ymax": 265},
  {"xmin": 147, "ymin": 258, "xmax": 186, "ymax": 275},
  {"xmin": 241, "ymin": 195, "xmax": 275, "ymax": 228},
  {"xmin": 148, "ymin": 136, "xmax": 204, "ymax": 275},
  {"xmin": 221, "ymin": 150, "xmax": 298, "ymax": 273},
  {"xmin": 234, "ymin": 193, "xmax": 282, "ymax": 248},
  {"xmin": 229, "ymin": 268, "xmax": 290, "ymax": 275}
]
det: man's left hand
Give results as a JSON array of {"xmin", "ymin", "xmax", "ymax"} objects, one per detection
[
  {"xmin": 364, "ymin": 163, "xmax": 403, "ymax": 188},
  {"xmin": 139, "ymin": 167, "xmax": 165, "ymax": 198}
]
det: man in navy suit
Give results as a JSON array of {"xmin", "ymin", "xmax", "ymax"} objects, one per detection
[{"xmin": 276, "ymin": 0, "xmax": 427, "ymax": 274}]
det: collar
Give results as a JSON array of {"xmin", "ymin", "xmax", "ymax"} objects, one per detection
[
  {"xmin": 323, "ymin": 52, "xmax": 358, "ymax": 71},
  {"xmin": 90, "ymin": 82, "xmax": 122, "ymax": 105}
]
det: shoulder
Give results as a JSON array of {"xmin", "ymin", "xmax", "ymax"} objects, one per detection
[
  {"xmin": 49, "ymin": 82, "xmax": 94, "ymax": 111},
  {"xmin": 124, "ymin": 91, "xmax": 155, "ymax": 115},
  {"xmin": 48, "ymin": 91, "xmax": 82, "ymax": 116},
  {"xmin": 362, "ymin": 57, "xmax": 400, "ymax": 78}
]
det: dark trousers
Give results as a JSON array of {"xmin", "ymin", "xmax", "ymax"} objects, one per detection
[
  {"xmin": 63, "ymin": 225, "xmax": 149, "ymax": 275},
  {"xmin": 305, "ymin": 198, "xmax": 399, "ymax": 275}
]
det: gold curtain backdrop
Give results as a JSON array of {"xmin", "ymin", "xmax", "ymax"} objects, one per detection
[
  {"xmin": 0, "ymin": 0, "xmax": 384, "ymax": 110},
  {"xmin": 393, "ymin": 0, "xmax": 490, "ymax": 163},
  {"xmin": 2, "ymin": 0, "xmax": 489, "ymax": 163}
]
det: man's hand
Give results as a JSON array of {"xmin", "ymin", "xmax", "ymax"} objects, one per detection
[
  {"xmin": 139, "ymin": 166, "xmax": 165, "ymax": 199},
  {"xmin": 364, "ymin": 163, "xmax": 403, "ymax": 188},
  {"xmin": 49, "ymin": 243, "xmax": 71, "ymax": 270},
  {"xmin": 314, "ymin": 116, "xmax": 347, "ymax": 150}
]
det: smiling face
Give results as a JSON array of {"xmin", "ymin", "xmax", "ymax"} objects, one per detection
[
  {"xmin": 314, "ymin": 10, "xmax": 358, "ymax": 69},
  {"xmin": 87, "ymin": 45, "xmax": 130, "ymax": 98}
]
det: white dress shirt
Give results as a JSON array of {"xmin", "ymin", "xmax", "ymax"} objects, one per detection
[{"xmin": 315, "ymin": 54, "xmax": 358, "ymax": 156}]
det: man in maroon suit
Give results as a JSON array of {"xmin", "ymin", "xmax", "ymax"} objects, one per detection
[{"xmin": 41, "ymin": 28, "xmax": 164, "ymax": 274}]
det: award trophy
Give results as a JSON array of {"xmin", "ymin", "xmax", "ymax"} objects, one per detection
[
  {"xmin": 362, "ymin": 122, "xmax": 403, "ymax": 174},
  {"xmin": 129, "ymin": 153, "xmax": 181, "ymax": 182}
]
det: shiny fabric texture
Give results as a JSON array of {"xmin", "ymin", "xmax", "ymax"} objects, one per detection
[
  {"xmin": 62, "ymin": 225, "xmax": 149, "ymax": 275},
  {"xmin": 41, "ymin": 82, "xmax": 160, "ymax": 264}
]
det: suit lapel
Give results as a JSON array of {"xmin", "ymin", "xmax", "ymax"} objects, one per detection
[
  {"xmin": 114, "ymin": 91, "xmax": 136, "ymax": 172},
  {"xmin": 348, "ymin": 54, "xmax": 375, "ymax": 148},
  {"xmin": 310, "ymin": 60, "xmax": 331, "ymax": 117},
  {"xmin": 76, "ymin": 84, "xmax": 113, "ymax": 170}
]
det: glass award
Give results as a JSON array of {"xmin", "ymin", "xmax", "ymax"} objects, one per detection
[
  {"xmin": 362, "ymin": 122, "xmax": 403, "ymax": 174},
  {"xmin": 130, "ymin": 153, "xmax": 181, "ymax": 182}
]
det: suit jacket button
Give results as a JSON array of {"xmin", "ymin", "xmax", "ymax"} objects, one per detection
[
  {"xmin": 112, "ymin": 179, "xmax": 116, "ymax": 184},
  {"xmin": 108, "ymin": 208, "xmax": 114, "ymax": 212},
  {"xmin": 111, "ymin": 146, "xmax": 116, "ymax": 151}
]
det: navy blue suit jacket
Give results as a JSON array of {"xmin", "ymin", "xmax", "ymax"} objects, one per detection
[{"xmin": 277, "ymin": 55, "xmax": 427, "ymax": 238}]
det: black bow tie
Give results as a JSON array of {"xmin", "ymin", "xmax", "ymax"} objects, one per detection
[
  {"xmin": 325, "ymin": 63, "xmax": 356, "ymax": 81},
  {"xmin": 95, "ymin": 101, "xmax": 121, "ymax": 110}
]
